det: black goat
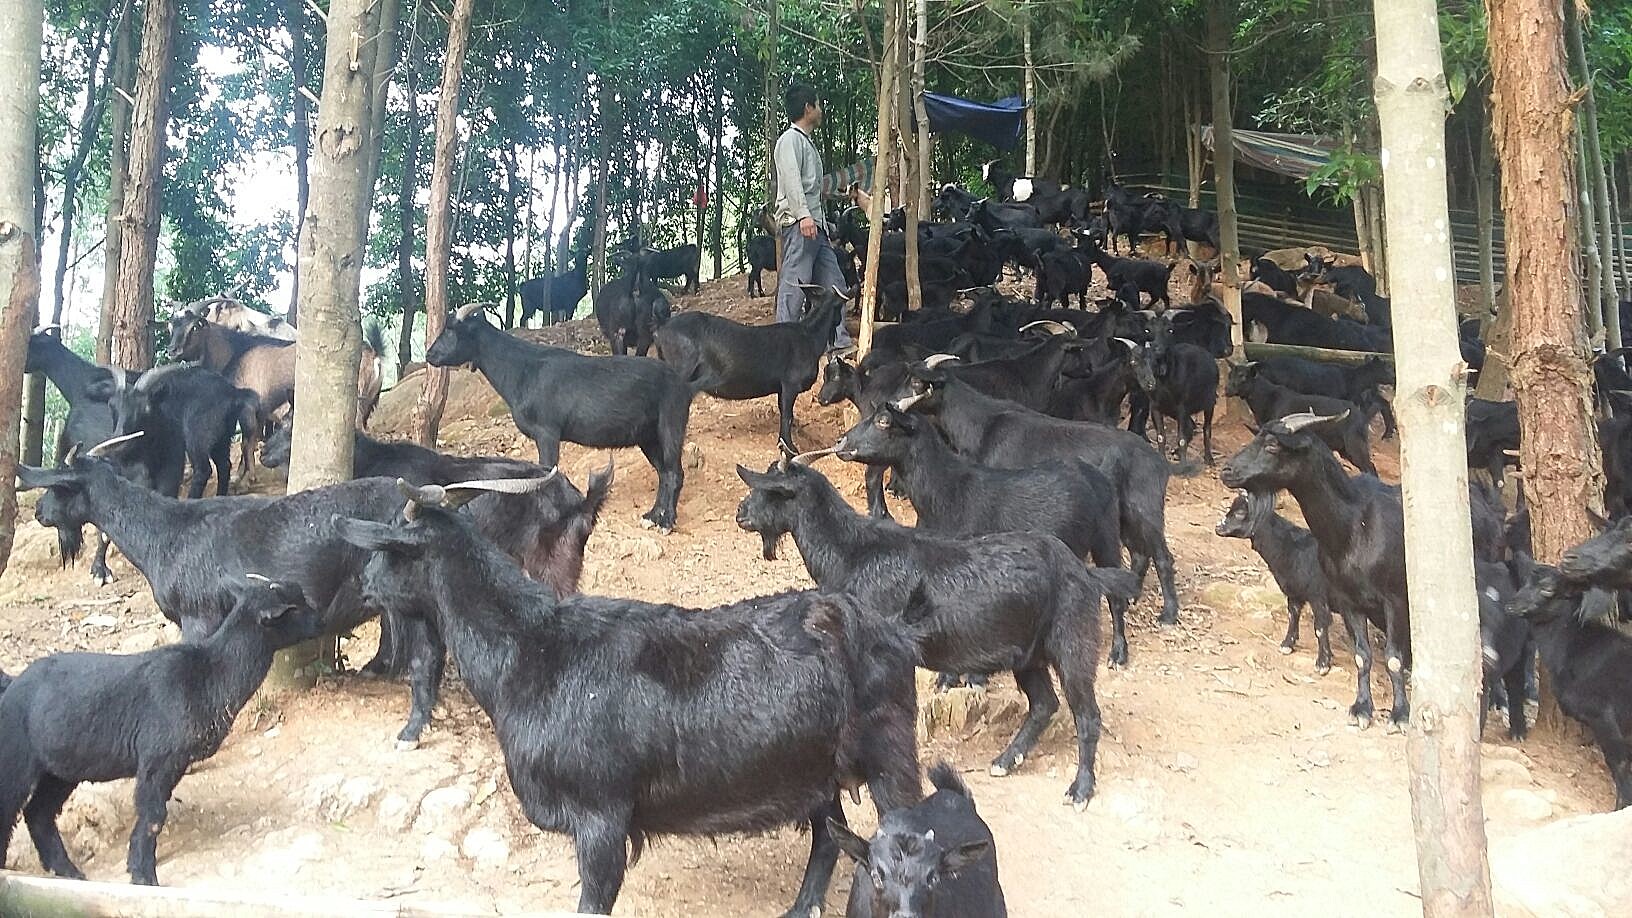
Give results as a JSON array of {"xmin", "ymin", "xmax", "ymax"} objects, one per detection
[
  {"xmin": 1242, "ymin": 292, "xmax": 1391, "ymax": 354},
  {"xmin": 1216, "ymin": 492, "xmax": 1334, "ymax": 672},
  {"xmin": 0, "ymin": 575, "xmax": 323, "ymax": 885},
  {"xmin": 1465, "ymin": 397, "xmax": 1520, "ymax": 488},
  {"xmin": 1079, "ymin": 237, "xmax": 1172, "ymax": 309},
  {"xmin": 636, "ymin": 241, "xmax": 701, "ymax": 294},
  {"xmin": 1124, "ymin": 329, "xmax": 1217, "ymax": 466},
  {"xmin": 736, "ymin": 460, "xmax": 1134, "ymax": 807},
  {"xmin": 1039, "ymin": 247, "xmax": 1092, "ymax": 309},
  {"xmin": 100, "ymin": 365, "xmax": 260, "ymax": 499},
  {"xmin": 334, "ymin": 481, "xmax": 920, "ymax": 915},
  {"xmin": 746, "ymin": 234, "xmax": 776, "ymax": 297},
  {"xmin": 835, "ymin": 405, "xmax": 1134, "ymax": 665},
  {"xmin": 887, "ymin": 365, "xmax": 1183, "ymax": 625},
  {"xmin": 1225, "ymin": 364, "xmax": 1377, "ymax": 476},
  {"xmin": 593, "ymin": 252, "xmax": 668, "ymax": 356},
  {"xmin": 1506, "ymin": 563, "xmax": 1632, "ymax": 808},
  {"xmin": 1302, "ymin": 254, "xmax": 1379, "ymax": 302},
  {"xmin": 1251, "ymin": 258, "xmax": 1300, "ymax": 299},
  {"xmin": 426, "ymin": 303, "xmax": 692, "ymax": 531},
  {"xmin": 831, "ymin": 762, "xmax": 1006, "ymax": 918},
  {"xmin": 816, "ymin": 354, "xmax": 908, "ymax": 519},
  {"xmin": 519, "ymin": 249, "xmax": 590, "ymax": 326},
  {"xmin": 655, "ymin": 285, "xmax": 846, "ymax": 455},
  {"xmin": 1475, "ymin": 559, "xmax": 1532, "ymax": 741},
  {"xmin": 1251, "ymin": 356, "xmax": 1398, "ymax": 440}
]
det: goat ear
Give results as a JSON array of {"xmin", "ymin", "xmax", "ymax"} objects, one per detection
[
  {"xmin": 331, "ymin": 515, "xmax": 426, "ymax": 554},
  {"xmin": 939, "ymin": 839, "xmax": 991, "ymax": 877},
  {"xmin": 828, "ymin": 819, "xmax": 871, "ymax": 866},
  {"xmin": 14, "ymin": 465, "xmax": 72, "ymax": 490}
]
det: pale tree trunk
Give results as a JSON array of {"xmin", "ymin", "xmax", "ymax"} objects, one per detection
[
  {"xmin": 0, "ymin": 0, "xmax": 45, "ymax": 579},
  {"xmin": 394, "ymin": 32, "xmax": 420, "ymax": 378},
  {"xmin": 108, "ymin": 0, "xmax": 178, "ymax": 372},
  {"xmin": 1565, "ymin": 0, "xmax": 1620, "ymax": 347},
  {"xmin": 1475, "ymin": 105, "xmax": 1497, "ymax": 324},
  {"xmin": 28, "ymin": 3, "xmax": 116, "ymax": 465},
  {"xmin": 590, "ymin": 2, "xmax": 615, "ymax": 300},
  {"xmin": 912, "ymin": 0, "xmax": 930, "ymax": 214},
  {"xmin": 1372, "ymin": 1, "xmax": 1493, "ymax": 910},
  {"xmin": 1366, "ymin": 183, "xmax": 1389, "ymax": 295},
  {"xmin": 1575, "ymin": 117, "xmax": 1603, "ymax": 342},
  {"xmin": 1022, "ymin": 6, "xmax": 1035, "ymax": 175},
  {"xmin": 1488, "ymin": 0, "xmax": 1605, "ymax": 735},
  {"xmin": 1353, "ymin": 195, "xmax": 1376, "ymax": 276},
  {"xmin": 96, "ymin": 3, "xmax": 135, "ymax": 365},
  {"xmin": 287, "ymin": 0, "xmax": 309, "ymax": 322},
  {"xmin": 764, "ymin": 0, "xmax": 779, "ymax": 201},
  {"xmin": 1186, "ymin": 66, "xmax": 1202, "ymax": 207},
  {"xmin": 711, "ymin": 70, "xmax": 725, "ymax": 279},
  {"xmin": 503, "ymin": 146, "xmax": 519, "ymax": 329},
  {"xmin": 898, "ymin": 17, "xmax": 921, "ymax": 316},
  {"xmin": 411, "ymin": 0, "xmax": 474, "ymax": 448},
  {"xmin": 1207, "ymin": 0, "xmax": 1242, "ymax": 355},
  {"xmin": 274, "ymin": 0, "xmax": 397, "ymax": 692},
  {"xmin": 857, "ymin": 0, "xmax": 900, "ymax": 357}
]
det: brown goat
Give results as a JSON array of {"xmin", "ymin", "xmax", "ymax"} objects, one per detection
[{"xmin": 167, "ymin": 313, "xmax": 294, "ymax": 479}]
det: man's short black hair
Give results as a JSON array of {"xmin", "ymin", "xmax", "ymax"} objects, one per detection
[{"xmin": 785, "ymin": 83, "xmax": 819, "ymax": 122}]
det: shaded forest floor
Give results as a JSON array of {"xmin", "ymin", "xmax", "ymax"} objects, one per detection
[{"xmin": 0, "ymin": 272, "xmax": 1618, "ymax": 916}]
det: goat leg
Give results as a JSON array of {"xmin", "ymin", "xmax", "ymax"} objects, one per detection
[
  {"xmin": 23, "ymin": 775, "xmax": 84, "ymax": 880},
  {"xmin": 784, "ymin": 797, "xmax": 846, "ymax": 918},
  {"xmin": 1341, "ymin": 609, "xmax": 1377, "ymax": 727},
  {"xmin": 1280, "ymin": 598, "xmax": 1303, "ymax": 654},
  {"xmin": 1055, "ymin": 620, "xmax": 1104, "ymax": 810},
  {"xmin": 127, "ymin": 761, "xmax": 186, "ymax": 885},
  {"xmin": 569, "ymin": 810, "xmax": 632, "ymax": 915},
  {"xmin": 90, "ymin": 531, "xmax": 115, "ymax": 587},
  {"xmin": 991, "ymin": 666, "xmax": 1059, "ymax": 778},
  {"xmin": 1585, "ymin": 716, "xmax": 1632, "ymax": 810},
  {"xmin": 397, "ymin": 618, "xmax": 448, "ymax": 749},
  {"xmin": 1382, "ymin": 602, "xmax": 1410, "ymax": 731},
  {"xmin": 1310, "ymin": 601, "xmax": 1334, "ymax": 675},
  {"xmin": 1503, "ymin": 643, "xmax": 1529, "ymax": 740}
]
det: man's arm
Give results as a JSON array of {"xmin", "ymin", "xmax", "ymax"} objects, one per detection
[{"xmin": 773, "ymin": 133, "xmax": 813, "ymax": 231}]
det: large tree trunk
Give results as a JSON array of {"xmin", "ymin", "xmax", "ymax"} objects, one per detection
[
  {"xmin": 274, "ymin": 0, "xmax": 397, "ymax": 692},
  {"xmin": 1488, "ymin": 0, "xmax": 1604, "ymax": 734},
  {"xmin": 96, "ymin": 2, "xmax": 135, "ymax": 365},
  {"xmin": 411, "ymin": 0, "xmax": 474, "ymax": 448},
  {"xmin": 857, "ymin": 0, "xmax": 900, "ymax": 357},
  {"xmin": 286, "ymin": 0, "xmax": 309, "ymax": 322},
  {"xmin": 1207, "ymin": 0, "xmax": 1243, "ymax": 355},
  {"xmin": 0, "ymin": 0, "xmax": 45, "ymax": 580},
  {"xmin": 1565, "ymin": 0, "xmax": 1620, "ymax": 348},
  {"xmin": 107, "ymin": 0, "xmax": 179, "ymax": 372},
  {"xmin": 394, "ymin": 31, "xmax": 420, "ymax": 379},
  {"xmin": 1372, "ymin": 1, "xmax": 1493, "ymax": 911}
]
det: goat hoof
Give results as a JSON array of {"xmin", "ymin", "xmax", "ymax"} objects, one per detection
[
  {"xmin": 1386, "ymin": 720, "xmax": 1405, "ymax": 735},
  {"xmin": 1064, "ymin": 794, "xmax": 1092, "ymax": 813},
  {"xmin": 1314, "ymin": 663, "xmax": 1332, "ymax": 676},
  {"xmin": 395, "ymin": 737, "xmax": 421, "ymax": 751},
  {"xmin": 989, "ymin": 763, "xmax": 1010, "ymax": 777},
  {"xmin": 1349, "ymin": 712, "xmax": 1374, "ymax": 730},
  {"xmin": 1278, "ymin": 644, "xmax": 1294, "ymax": 655}
]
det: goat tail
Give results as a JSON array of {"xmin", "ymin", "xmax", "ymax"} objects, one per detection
[
  {"xmin": 234, "ymin": 390, "xmax": 262, "ymax": 443},
  {"xmin": 927, "ymin": 760, "xmax": 971, "ymax": 799},
  {"xmin": 1085, "ymin": 567, "xmax": 1141, "ymax": 605},
  {"xmin": 362, "ymin": 319, "xmax": 387, "ymax": 357}
]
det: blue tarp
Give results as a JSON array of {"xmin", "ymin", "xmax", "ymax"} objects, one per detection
[{"xmin": 922, "ymin": 92, "xmax": 1027, "ymax": 150}]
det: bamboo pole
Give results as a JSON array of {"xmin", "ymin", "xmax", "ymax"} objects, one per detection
[
  {"xmin": 1242, "ymin": 342, "xmax": 1393, "ymax": 366},
  {"xmin": 857, "ymin": 0, "xmax": 900, "ymax": 358}
]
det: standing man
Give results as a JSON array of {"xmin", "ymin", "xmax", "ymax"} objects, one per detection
[{"xmin": 773, "ymin": 83, "xmax": 853, "ymax": 349}]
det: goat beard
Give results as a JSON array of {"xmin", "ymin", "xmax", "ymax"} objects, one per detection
[
  {"xmin": 56, "ymin": 524, "xmax": 85, "ymax": 566},
  {"xmin": 1243, "ymin": 489, "xmax": 1279, "ymax": 537},
  {"xmin": 759, "ymin": 530, "xmax": 782, "ymax": 562}
]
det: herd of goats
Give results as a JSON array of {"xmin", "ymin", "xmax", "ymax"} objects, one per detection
[{"xmin": 3, "ymin": 170, "xmax": 1632, "ymax": 916}]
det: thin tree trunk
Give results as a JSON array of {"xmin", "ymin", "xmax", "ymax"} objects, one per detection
[
  {"xmin": 858, "ymin": 0, "xmax": 900, "ymax": 357},
  {"xmin": 1207, "ymin": 0, "xmax": 1242, "ymax": 356},
  {"xmin": 764, "ymin": 0, "xmax": 779, "ymax": 201},
  {"xmin": 912, "ymin": 0, "xmax": 930, "ymax": 216},
  {"xmin": 590, "ymin": 84, "xmax": 613, "ymax": 298},
  {"xmin": 1366, "ymin": 182, "xmax": 1389, "ymax": 295},
  {"xmin": 1488, "ymin": 0, "xmax": 1605, "ymax": 736},
  {"xmin": 1022, "ymin": 5, "xmax": 1035, "ymax": 175},
  {"xmin": 1475, "ymin": 104, "xmax": 1497, "ymax": 323},
  {"xmin": 287, "ymin": 0, "xmax": 309, "ymax": 322},
  {"xmin": 503, "ymin": 147, "xmax": 519, "ymax": 329},
  {"xmin": 1566, "ymin": 0, "xmax": 1619, "ymax": 347},
  {"xmin": 711, "ymin": 68, "xmax": 725, "ymax": 279},
  {"xmin": 898, "ymin": 16, "xmax": 921, "ymax": 316},
  {"xmin": 1353, "ymin": 194, "xmax": 1375, "ymax": 275},
  {"xmin": 1187, "ymin": 63, "xmax": 1202, "ymax": 207},
  {"xmin": 96, "ymin": 2, "xmax": 135, "ymax": 365},
  {"xmin": 394, "ymin": 36, "xmax": 420, "ymax": 380},
  {"xmin": 411, "ymin": 0, "xmax": 474, "ymax": 448},
  {"xmin": 1372, "ymin": 1, "xmax": 1494, "ymax": 911},
  {"xmin": 108, "ymin": 0, "xmax": 178, "ymax": 372},
  {"xmin": 0, "ymin": 0, "xmax": 45, "ymax": 580}
]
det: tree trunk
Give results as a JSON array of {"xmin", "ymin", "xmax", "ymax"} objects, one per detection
[
  {"xmin": 1566, "ymin": 0, "xmax": 1619, "ymax": 347},
  {"xmin": 1488, "ymin": 0, "xmax": 1605, "ymax": 736},
  {"xmin": 273, "ymin": 0, "xmax": 396, "ymax": 692},
  {"xmin": 1475, "ymin": 104, "xmax": 1497, "ymax": 323},
  {"xmin": 858, "ymin": 0, "xmax": 900, "ymax": 357},
  {"xmin": 503, "ymin": 147, "xmax": 519, "ymax": 329},
  {"xmin": 1207, "ymin": 0, "xmax": 1243, "ymax": 356},
  {"xmin": 764, "ymin": 0, "xmax": 779, "ymax": 202},
  {"xmin": 1575, "ymin": 114, "xmax": 1604, "ymax": 343},
  {"xmin": 0, "ymin": 0, "xmax": 45, "ymax": 580},
  {"xmin": 1475, "ymin": 288, "xmax": 1514, "ymax": 400},
  {"xmin": 1022, "ymin": 7, "xmax": 1035, "ymax": 176},
  {"xmin": 1366, "ymin": 182, "xmax": 1389, "ymax": 295},
  {"xmin": 913, "ymin": 0, "xmax": 930, "ymax": 215},
  {"xmin": 96, "ymin": 2, "xmax": 135, "ymax": 365},
  {"xmin": 411, "ymin": 0, "xmax": 474, "ymax": 448},
  {"xmin": 394, "ymin": 37, "xmax": 420, "ymax": 380},
  {"xmin": 711, "ymin": 69, "xmax": 725, "ymax": 279},
  {"xmin": 1372, "ymin": 2, "xmax": 1494, "ymax": 911},
  {"xmin": 287, "ymin": 0, "xmax": 309, "ymax": 322},
  {"xmin": 108, "ymin": 0, "xmax": 178, "ymax": 372},
  {"xmin": 898, "ymin": 18, "xmax": 921, "ymax": 316},
  {"xmin": 1353, "ymin": 194, "xmax": 1376, "ymax": 276}
]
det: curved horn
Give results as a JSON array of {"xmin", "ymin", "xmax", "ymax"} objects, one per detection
[
  {"xmin": 245, "ymin": 573, "xmax": 273, "ymax": 584},
  {"xmin": 1019, "ymin": 320, "xmax": 1073, "ymax": 336},
  {"xmin": 34, "ymin": 323, "xmax": 61, "ymax": 335},
  {"xmin": 1279, "ymin": 411, "xmax": 1349, "ymax": 433},
  {"xmin": 922, "ymin": 353, "xmax": 962, "ymax": 368},
  {"xmin": 891, "ymin": 391, "xmax": 930, "ymax": 412},
  {"xmin": 1113, "ymin": 337, "xmax": 1139, "ymax": 350},
  {"xmin": 1502, "ymin": 449, "xmax": 1522, "ymax": 458},
  {"xmin": 453, "ymin": 302, "xmax": 486, "ymax": 321},
  {"xmin": 442, "ymin": 472, "xmax": 561, "ymax": 498},
  {"xmin": 790, "ymin": 448, "xmax": 837, "ymax": 467},
  {"xmin": 396, "ymin": 477, "xmax": 447, "ymax": 521},
  {"xmin": 84, "ymin": 430, "xmax": 145, "ymax": 458}
]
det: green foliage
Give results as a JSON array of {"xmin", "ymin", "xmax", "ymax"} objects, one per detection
[{"xmin": 1304, "ymin": 145, "xmax": 1380, "ymax": 206}]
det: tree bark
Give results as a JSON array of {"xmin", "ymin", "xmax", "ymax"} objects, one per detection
[
  {"xmin": 711, "ymin": 69, "xmax": 725, "ymax": 279},
  {"xmin": 1475, "ymin": 104, "xmax": 1497, "ymax": 323},
  {"xmin": 503, "ymin": 146, "xmax": 519, "ymax": 329},
  {"xmin": 857, "ymin": 0, "xmax": 899, "ymax": 357},
  {"xmin": 912, "ymin": 0, "xmax": 930, "ymax": 216},
  {"xmin": 1022, "ymin": 6, "xmax": 1035, "ymax": 176},
  {"xmin": 96, "ymin": 1, "xmax": 135, "ymax": 365},
  {"xmin": 898, "ymin": 16, "xmax": 921, "ymax": 316},
  {"xmin": 275, "ymin": 0, "xmax": 396, "ymax": 692},
  {"xmin": 1207, "ymin": 0, "xmax": 1243, "ymax": 356},
  {"xmin": 108, "ymin": 0, "xmax": 179, "ymax": 372},
  {"xmin": 1488, "ymin": 0, "xmax": 1605, "ymax": 737},
  {"xmin": 0, "ymin": 0, "xmax": 45, "ymax": 580},
  {"xmin": 764, "ymin": 0, "xmax": 779, "ymax": 202},
  {"xmin": 411, "ymin": 0, "xmax": 474, "ymax": 448},
  {"xmin": 287, "ymin": 0, "xmax": 310, "ymax": 322},
  {"xmin": 394, "ymin": 29, "xmax": 420, "ymax": 379},
  {"xmin": 1565, "ymin": 0, "xmax": 1619, "ymax": 347},
  {"xmin": 1372, "ymin": 1, "xmax": 1494, "ymax": 911}
]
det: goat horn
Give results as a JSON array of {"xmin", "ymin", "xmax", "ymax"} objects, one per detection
[
  {"xmin": 453, "ymin": 303, "xmax": 486, "ymax": 321},
  {"xmin": 442, "ymin": 472, "xmax": 561, "ymax": 498},
  {"xmin": 830, "ymin": 345, "xmax": 858, "ymax": 359},
  {"xmin": 922, "ymin": 354, "xmax": 961, "ymax": 368},
  {"xmin": 1503, "ymin": 449, "xmax": 1522, "ymax": 458},
  {"xmin": 1279, "ymin": 411, "xmax": 1349, "ymax": 433},
  {"xmin": 245, "ymin": 573, "xmax": 273, "ymax": 584},
  {"xmin": 84, "ymin": 430, "xmax": 145, "ymax": 457},
  {"xmin": 1019, "ymin": 320, "xmax": 1073, "ymax": 336},
  {"xmin": 1114, "ymin": 337, "xmax": 1139, "ymax": 349},
  {"xmin": 34, "ymin": 323, "xmax": 61, "ymax": 334},
  {"xmin": 790, "ymin": 448, "xmax": 836, "ymax": 467}
]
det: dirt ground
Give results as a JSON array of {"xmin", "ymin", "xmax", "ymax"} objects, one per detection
[{"xmin": 0, "ymin": 273, "xmax": 1616, "ymax": 916}]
